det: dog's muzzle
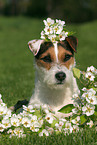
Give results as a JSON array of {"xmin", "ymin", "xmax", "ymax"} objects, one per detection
[{"xmin": 55, "ymin": 71, "xmax": 66, "ymax": 84}]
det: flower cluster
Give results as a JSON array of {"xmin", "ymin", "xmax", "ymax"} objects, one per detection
[
  {"xmin": 72, "ymin": 88, "xmax": 97, "ymax": 117},
  {"xmin": 0, "ymin": 66, "xmax": 97, "ymax": 137},
  {"xmin": 84, "ymin": 66, "xmax": 97, "ymax": 81},
  {"xmin": 41, "ymin": 18, "xmax": 70, "ymax": 42}
]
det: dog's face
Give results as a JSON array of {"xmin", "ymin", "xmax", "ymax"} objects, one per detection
[{"xmin": 28, "ymin": 36, "xmax": 78, "ymax": 89}]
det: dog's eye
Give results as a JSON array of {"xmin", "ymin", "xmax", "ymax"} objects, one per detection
[
  {"xmin": 64, "ymin": 54, "xmax": 72, "ymax": 62},
  {"xmin": 41, "ymin": 55, "xmax": 52, "ymax": 63}
]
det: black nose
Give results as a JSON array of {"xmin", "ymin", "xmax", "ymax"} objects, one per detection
[{"xmin": 55, "ymin": 72, "xmax": 66, "ymax": 82}]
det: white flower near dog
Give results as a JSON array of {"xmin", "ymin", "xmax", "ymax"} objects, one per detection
[
  {"xmin": 23, "ymin": 105, "xmax": 35, "ymax": 113},
  {"xmin": 82, "ymin": 105, "xmax": 95, "ymax": 116},
  {"xmin": 71, "ymin": 116, "xmax": 80, "ymax": 125},
  {"xmin": 56, "ymin": 19, "xmax": 65, "ymax": 26},
  {"xmin": 45, "ymin": 113, "xmax": 54, "ymax": 124},
  {"xmin": 30, "ymin": 115, "xmax": 37, "ymax": 123},
  {"xmin": 30, "ymin": 122, "xmax": 40, "ymax": 132},
  {"xmin": 2, "ymin": 119, "xmax": 11, "ymax": 129},
  {"xmin": 11, "ymin": 114, "xmax": 20, "ymax": 127},
  {"xmin": 86, "ymin": 95, "xmax": 97, "ymax": 105},
  {"xmin": 55, "ymin": 121, "xmax": 64, "ymax": 131},
  {"xmin": 59, "ymin": 31, "xmax": 68, "ymax": 41},
  {"xmin": 87, "ymin": 66, "xmax": 97, "ymax": 74},
  {"xmin": 0, "ymin": 123, "xmax": 4, "ymax": 132},
  {"xmin": 85, "ymin": 72, "xmax": 95, "ymax": 81},
  {"xmin": 72, "ymin": 125, "xmax": 79, "ymax": 133},
  {"xmin": 0, "ymin": 105, "xmax": 7, "ymax": 115},
  {"xmin": 39, "ymin": 129, "xmax": 49, "ymax": 136},
  {"xmin": 22, "ymin": 117, "xmax": 31, "ymax": 128},
  {"xmin": 87, "ymin": 120, "xmax": 94, "ymax": 128},
  {"xmin": 41, "ymin": 17, "xmax": 69, "ymax": 42},
  {"xmin": 64, "ymin": 122, "xmax": 73, "ymax": 134},
  {"xmin": 43, "ymin": 18, "xmax": 54, "ymax": 26},
  {"xmin": 7, "ymin": 128, "xmax": 26, "ymax": 138},
  {"xmin": 44, "ymin": 26, "xmax": 53, "ymax": 35}
]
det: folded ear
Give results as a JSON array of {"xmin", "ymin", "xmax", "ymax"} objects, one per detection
[
  {"xmin": 66, "ymin": 36, "xmax": 78, "ymax": 53},
  {"xmin": 28, "ymin": 39, "xmax": 44, "ymax": 56}
]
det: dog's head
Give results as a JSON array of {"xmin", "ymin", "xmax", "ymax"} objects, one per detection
[{"xmin": 28, "ymin": 36, "xmax": 78, "ymax": 89}]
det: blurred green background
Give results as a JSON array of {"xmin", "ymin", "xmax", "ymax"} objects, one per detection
[
  {"xmin": 0, "ymin": 0, "xmax": 97, "ymax": 107},
  {"xmin": 1, "ymin": 0, "xmax": 97, "ymax": 23}
]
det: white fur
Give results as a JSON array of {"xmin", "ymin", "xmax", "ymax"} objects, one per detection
[
  {"xmin": 53, "ymin": 42, "xmax": 58, "ymax": 62},
  {"xmin": 29, "ymin": 62, "xmax": 79, "ymax": 116},
  {"xmin": 28, "ymin": 40, "xmax": 44, "ymax": 56}
]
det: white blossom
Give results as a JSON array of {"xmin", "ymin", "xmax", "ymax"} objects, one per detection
[
  {"xmin": 55, "ymin": 121, "xmax": 64, "ymax": 131},
  {"xmin": 85, "ymin": 72, "xmax": 95, "ymax": 81},
  {"xmin": 41, "ymin": 31, "xmax": 45, "ymax": 39},
  {"xmin": 2, "ymin": 119, "xmax": 11, "ymax": 129},
  {"xmin": 11, "ymin": 114, "xmax": 20, "ymax": 127},
  {"xmin": 53, "ymin": 25, "xmax": 63, "ymax": 34},
  {"xmin": 4, "ymin": 109, "xmax": 12, "ymax": 119},
  {"xmin": 14, "ymin": 128, "xmax": 24, "ymax": 138},
  {"xmin": 86, "ymin": 95, "xmax": 97, "ymax": 105},
  {"xmin": 30, "ymin": 115, "xmax": 37, "ymax": 123},
  {"xmin": 39, "ymin": 129, "xmax": 49, "ymax": 136},
  {"xmin": 87, "ymin": 120, "xmax": 94, "ymax": 128},
  {"xmin": 43, "ymin": 18, "xmax": 54, "ymax": 26},
  {"xmin": 44, "ymin": 26, "xmax": 53, "ymax": 35},
  {"xmin": 82, "ymin": 105, "xmax": 95, "ymax": 116},
  {"xmin": 48, "ymin": 34, "xmax": 56, "ymax": 42},
  {"xmin": 87, "ymin": 66, "xmax": 97, "ymax": 74},
  {"xmin": 23, "ymin": 105, "xmax": 35, "ymax": 113},
  {"xmin": 41, "ymin": 18, "xmax": 69, "ymax": 42},
  {"xmin": 82, "ymin": 87, "xmax": 87, "ymax": 92},
  {"xmin": 30, "ymin": 122, "xmax": 40, "ymax": 132},
  {"xmin": 72, "ymin": 125, "xmax": 79, "ymax": 133},
  {"xmin": 59, "ymin": 31, "xmax": 68, "ymax": 41},
  {"xmin": 22, "ymin": 117, "xmax": 31, "ymax": 128},
  {"xmin": 0, "ymin": 123, "xmax": 4, "ymax": 132},
  {"xmin": 64, "ymin": 122, "xmax": 73, "ymax": 133},
  {"xmin": 45, "ymin": 113, "xmax": 54, "ymax": 124},
  {"xmin": 56, "ymin": 19, "xmax": 65, "ymax": 26},
  {"xmin": 71, "ymin": 116, "xmax": 80, "ymax": 125},
  {"xmin": 0, "ymin": 106, "xmax": 8, "ymax": 115}
]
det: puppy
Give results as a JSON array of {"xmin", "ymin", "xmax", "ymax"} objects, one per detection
[{"xmin": 28, "ymin": 36, "xmax": 79, "ymax": 117}]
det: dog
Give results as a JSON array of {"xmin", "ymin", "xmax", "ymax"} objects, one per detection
[{"xmin": 28, "ymin": 36, "xmax": 79, "ymax": 117}]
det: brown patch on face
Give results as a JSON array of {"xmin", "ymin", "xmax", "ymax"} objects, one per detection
[
  {"xmin": 36, "ymin": 41, "xmax": 75, "ymax": 70},
  {"xmin": 36, "ymin": 46, "xmax": 56, "ymax": 70},
  {"xmin": 58, "ymin": 45, "xmax": 74, "ymax": 69}
]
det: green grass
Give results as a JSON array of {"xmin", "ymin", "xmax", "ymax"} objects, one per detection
[
  {"xmin": 0, "ymin": 16, "xmax": 97, "ymax": 144},
  {"xmin": 0, "ymin": 128, "xmax": 97, "ymax": 145}
]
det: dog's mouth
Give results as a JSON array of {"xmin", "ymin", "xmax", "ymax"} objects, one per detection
[
  {"xmin": 56, "ymin": 80, "xmax": 65, "ymax": 85},
  {"xmin": 56, "ymin": 81, "xmax": 64, "ymax": 85}
]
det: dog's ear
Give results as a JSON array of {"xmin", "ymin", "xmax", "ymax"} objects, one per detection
[
  {"xmin": 28, "ymin": 39, "xmax": 44, "ymax": 56},
  {"xmin": 66, "ymin": 36, "xmax": 78, "ymax": 53}
]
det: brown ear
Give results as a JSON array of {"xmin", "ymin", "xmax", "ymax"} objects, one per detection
[{"xmin": 66, "ymin": 36, "xmax": 78, "ymax": 53}]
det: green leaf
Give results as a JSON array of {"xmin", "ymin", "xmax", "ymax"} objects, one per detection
[
  {"xmin": 94, "ymin": 111, "xmax": 97, "ymax": 116},
  {"xmin": 73, "ymin": 68, "xmax": 81, "ymax": 79},
  {"xmin": 80, "ymin": 115, "xmax": 87, "ymax": 125},
  {"xmin": 51, "ymin": 120, "xmax": 58, "ymax": 128},
  {"xmin": 58, "ymin": 104, "xmax": 74, "ymax": 114},
  {"xmin": 94, "ymin": 76, "xmax": 97, "ymax": 82},
  {"xmin": 92, "ymin": 87, "xmax": 97, "ymax": 92},
  {"xmin": 33, "ymin": 110, "xmax": 41, "ymax": 118},
  {"xmin": 95, "ymin": 106, "xmax": 97, "ymax": 112}
]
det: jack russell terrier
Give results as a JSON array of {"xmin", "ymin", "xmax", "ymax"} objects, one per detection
[{"xmin": 28, "ymin": 36, "xmax": 79, "ymax": 117}]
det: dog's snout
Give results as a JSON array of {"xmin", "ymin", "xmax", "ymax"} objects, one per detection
[{"xmin": 55, "ymin": 72, "xmax": 66, "ymax": 82}]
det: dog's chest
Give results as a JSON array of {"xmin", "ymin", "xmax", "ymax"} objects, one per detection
[{"xmin": 30, "ymin": 82, "xmax": 74, "ymax": 112}]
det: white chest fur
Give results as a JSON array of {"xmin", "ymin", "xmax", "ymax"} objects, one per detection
[{"xmin": 29, "ymin": 74, "xmax": 78, "ymax": 112}]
